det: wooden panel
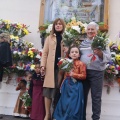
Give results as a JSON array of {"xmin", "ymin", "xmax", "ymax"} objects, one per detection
[{"xmin": 39, "ymin": 0, "xmax": 46, "ymax": 26}]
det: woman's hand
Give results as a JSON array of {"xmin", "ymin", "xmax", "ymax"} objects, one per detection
[
  {"xmin": 41, "ymin": 66, "xmax": 45, "ymax": 76},
  {"xmin": 93, "ymin": 49, "xmax": 103, "ymax": 59}
]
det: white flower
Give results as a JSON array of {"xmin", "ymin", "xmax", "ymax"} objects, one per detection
[
  {"xmin": 36, "ymin": 54, "xmax": 41, "ymax": 59},
  {"xmin": 29, "ymin": 42, "xmax": 34, "ymax": 46},
  {"xmin": 64, "ymin": 30, "xmax": 70, "ymax": 35},
  {"xmin": 46, "ymin": 24, "xmax": 53, "ymax": 33},
  {"xmin": 18, "ymin": 52, "xmax": 21, "ymax": 55},
  {"xmin": 106, "ymin": 64, "xmax": 109, "ymax": 68},
  {"xmin": 16, "ymin": 66, "xmax": 23, "ymax": 70},
  {"xmin": 111, "ymin": 57, "xmax": 115, "ymax": 62},
  {"xmin": 39, "ymin": 49, "xmax": 43, "ymax": 53},
  {"xmin": 13, "ymin": 51, "xmax": 18, "ymax": 54},
  {"xmin": 71, "ymin": 26, "xmax": 80, "ymax": 33},
  {"xmin": 116, "ymin": 64, "xmax": 119, "ymax": 68},
  {"xmin": 115, "ymin": 70, "xmax": 118, "ymax": 74},
  {"xmin": 66, "ymin": 58, "xmax": 73, "ymax": 63},
  {"xmin": 71, "ymin": 17, "xmax": 76, "ymax": 20},
  {"xmin": 111, "ymin": 52, "xmax": 116, "ymax": 56}
]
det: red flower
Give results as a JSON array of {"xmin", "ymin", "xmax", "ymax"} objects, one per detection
[
  {"xmin": 57, "ymin": 60, "xmax": 63, "ymax": 66},
  {"xmin": 39, "ymin": 51, "xmax": 42, "ymax": 56}
]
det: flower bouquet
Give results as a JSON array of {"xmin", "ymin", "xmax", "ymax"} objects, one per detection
[
  {"xmin": 88, "ymin": 32, "xmax": 109, "ymax": 63},
  {"xmin": 91, "ymin": 31, "xmax": 109, "ymax": 50},
  {"xmin": 63, "ymin": 17, "xmax": 87, "ymax": 46},
  {"xmin": 0, "ymin": 19, "xmax": 30, "ymax": 38},
  {"xmin": 57, "ymin": 58, "xmax": 73, "ymax": 72},
  {"xmin": 20, "ymin": 91, "xmax": 32, "ymax": 111},
  {"xmin": 104, "ymin": 61, "xmax": 117, "ymax": 94},
  {"xmin": 39, "ymin": 23, "xmax": 53, "ymax": 47}
]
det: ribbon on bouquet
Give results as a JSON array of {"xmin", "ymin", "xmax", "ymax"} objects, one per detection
[{"xmin": 88, "ymin": 54, "xmax": 96, "ymax": 62}]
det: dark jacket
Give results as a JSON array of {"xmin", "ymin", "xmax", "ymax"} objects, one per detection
[{"xmin": 0, "ymin": 42, "xmax": 12, "ymax": 66}]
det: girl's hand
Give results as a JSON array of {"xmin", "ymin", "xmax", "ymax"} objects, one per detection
[
  {"xmin": 69, "ymin": 71, "xmax": 73, "ymax": 77},
  {"xmin": 66, "ymin": 71, "xmax": 73, "ymax": 77}
]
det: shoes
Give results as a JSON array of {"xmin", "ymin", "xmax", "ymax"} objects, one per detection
[
  {"xmin": 0, "ymin": 116, "xmax": 3, "ymax": 119},
  {"xmin": 0, "ymin": 82, "xmax": 2, "ymax": 89}
]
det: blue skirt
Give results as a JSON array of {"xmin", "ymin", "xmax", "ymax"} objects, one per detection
[{"xmin": 53, "ymin": 77, "xmax": 84, "ymax": 120}]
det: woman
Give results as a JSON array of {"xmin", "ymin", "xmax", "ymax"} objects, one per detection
[
  {"xmin": 41, "ymin": 18, "xmax": 66, "ymax": 120},
  {"xmin": 80, "ymin": 22, "xmax": 111, "ymax": 120},
  {"xmin": 0, "ymin": 33, "xmax": 12, "ymax": 88}
]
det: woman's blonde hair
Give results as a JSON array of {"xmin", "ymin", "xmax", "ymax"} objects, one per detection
[{"xmin": 51, "ymin": 18, "xmax": 66, "ymax": 35}]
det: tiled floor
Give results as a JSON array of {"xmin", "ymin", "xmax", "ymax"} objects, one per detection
[{"xmin": 0, "ymin": 115, "xmax": 30, "ymax": 120}]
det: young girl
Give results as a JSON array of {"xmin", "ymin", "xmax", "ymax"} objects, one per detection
[
  {"xmin": 29, "ymin": 62, "xmax": 45, "ymax": 120},
  {"xmin": 13, "ymin": 71, "xmax": 32, "ymax": 118},
  {"xmin": 53, "ymin": 46, "xmax": 86, "ymax": 120}
]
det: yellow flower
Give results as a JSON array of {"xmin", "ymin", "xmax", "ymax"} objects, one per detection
[
  {"xmin": 108, "ymin": 41, "xmax": 113, "ymax": 47},
  {"xmin": 30, "ymin": 64, "xmax": 35, "ymax": 70},
  {"xmin": 66, "ymin": 23, "xmax": 71, "ymax": 29},
  {"xmin": 70, "ymin": 21, "xmax": 77, "ymax": 26},
  {"xmin": 110, "ymin": 66, "xmax": 115, "ymax": 69},
  {"xmin": 22, "ymin": 51, "xmax": 25, "ymax": 55},
  {"xmin": 10, "ymin": 35, "xmax": 19, "ymax": 41},
  {"xmin": 3, "ymin": 20, "xmax": 10, "ymax": 24},
  {"xmin": 28, "ymin": 50, "xmax": 34, "ymax": 58},
  {"xmin": 82, "ymin": 28, "xmax": 85, "ymax": 34},
  {"xmin": 115, "ymin": 54, "xmax": 120, "ymax": 65},
  {"xmin": 118, "ymin": 45, "xmax": 120, "ymax": 50},
  {"xmin": 6, "ymin": 24, "xmax": 10, "ymax": 29},
  {"xmin": 77, "ymin": 21, "xmax": 83, "ymax": 26},
  {"xmin": 17, "ymin": 23, "xmax": 22, "ymax": 29},
  {"xmin": 23, "ymin": 28, "xmax": 29, "ymax": 35}
]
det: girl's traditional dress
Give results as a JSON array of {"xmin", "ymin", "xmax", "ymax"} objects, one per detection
[
  {"xmin": 29, "ymin": 72, "xmax": 45, "ymax": 120},
  {"xmin": 53, "ymin": 60, "xmax": 86, "ymax": 120},
  {"xmin": 13, "ymin": 80, "xmax": 29, "ymax": 117}
]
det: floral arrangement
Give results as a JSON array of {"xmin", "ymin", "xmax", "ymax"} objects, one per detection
[
  {"xmin": 20, "ymin": 91, "xmax": 32, "ymax": 111},
  {"xmin": 104, "ymin": 61, "xmax": 117, "ymax": 94},
  {"xmin": 38, "ymin": 17, "xmax": 87, "ymax": 47},
  {"xmin": 57, "ymin": 58, "xmax": 73, "ymax": 72},
  {"xmin": 0, "ymin": 19, "xmax": 30, "ymax": 38},
  {"xmin": 5, "ymin": 42, "xmax": 42, "ymax": 76},
  {"xmin": 88, "ymin": 32, "xmax": 109, "ymax": 64},
  {"xmin": 39, "ymin": 23, "xmax": 53, "ymax": 37},
  {"xmin": 103, "ymin": 40, "xmax": 120, "ymax": 93},
  {"xmin": 91, "ymin": 31, "xmax": 109, "ymax": 50},
  {"xmin": 63, "ymin": 17, "xmax": 87, "ymax": 46},
  {"xmin": 0, "ymin": 19, "xmax": 42, "ymax": 80},
  {"xmin": 65, "ymin": 17, "xmax": 87, "ymax": 34}
]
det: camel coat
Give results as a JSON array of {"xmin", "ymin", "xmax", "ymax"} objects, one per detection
[{"xmin": 41, "ymin": 34, "xmax": 64, "ymax": 88}]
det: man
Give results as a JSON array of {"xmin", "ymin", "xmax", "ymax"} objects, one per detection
[{"xmin": 80, "ymin": 22, "xmax": 111, "ymax": 120}]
